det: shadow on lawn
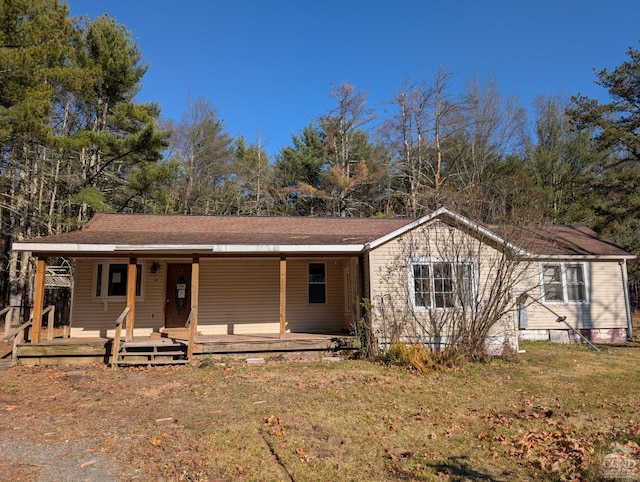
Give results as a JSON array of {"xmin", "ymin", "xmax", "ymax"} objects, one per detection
[{"xmin": 426, "ymin": 455, "xmax": 503, "ymax": 482}]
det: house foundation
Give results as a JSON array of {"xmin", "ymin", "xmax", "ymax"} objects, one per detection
[{"xmin": 519, "ymin": 328, "xmax": 628, "ymax": 344}]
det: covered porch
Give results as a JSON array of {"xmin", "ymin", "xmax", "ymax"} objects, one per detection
[
  {"xmin": 5, "ymin": 252, "xmax": 364, "ymax": 366},
  {"xmin": 8, "ymin": 213, "xmax": 417, "ymax": 366}
]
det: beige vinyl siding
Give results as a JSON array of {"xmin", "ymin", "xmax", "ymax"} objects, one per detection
[
  {"xmin": 522, "ymin": 260, "xmax": 628, "ymax": 330},
  {"xmin": 70, "ymin": 259, "xmax": 165, "ymax": 337},
  {"xmin": 71, "ymin": 257, "xmax": 348, "ymax": 337},
  {"xmin": 70, "ymin": 256, "xmax": 351, "ymax": 337},
  {"xmin": 195, "ymin": 258, "xmax": 346, "ymax": 335},
  {"xmin": 197, "ymin": 258, "xmax": 280, "ymax": 335},
  {"xmin": 368, "ymin": 218, "xmax": 629, "ymax": 337},
  {"xmin": 368, "ymin": 220, "xmax": 532, "ymax": 341},
  {"xmin": 283, "ymin": 259, "xmax": 344, "ymax": 333}
]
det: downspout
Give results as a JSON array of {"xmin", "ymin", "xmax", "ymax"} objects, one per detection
[{"xmin": 620, "ymin": 259, "xmax": 633, "ymax": 339}]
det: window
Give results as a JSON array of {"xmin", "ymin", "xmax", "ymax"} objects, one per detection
[
  {"xmin": 410, "ymin": 259, "xmax": 476, "ymax": 310},
  {"xmin": 94, "ymin": 261, "xmax": 143, "ymax": 299},
  {"xmin": 309, "ymin": 263, "xmax": 326, "ymax": 304},
  {"xmin": 541, "ymin": 263, "xmax": 587, "ymax": 303}
]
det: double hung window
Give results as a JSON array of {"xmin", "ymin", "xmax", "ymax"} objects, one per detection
[
  {"xmin": 410, "ymin": 259, "xmax": 476, "ymax": 310},
  {"xmin": 541, "ymin": 263, "xmax": 587, "ymax": 303}
]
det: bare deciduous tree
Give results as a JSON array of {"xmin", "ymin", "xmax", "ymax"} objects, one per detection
[
  {"xmin": 382, "ymin": 68, "xmax": 458, "ymax": 216},
  {"xmin": 168, "ymin": 96, "xmax": 234, "ymax": 215},
  {"xmin": 369, "ymin": 218, "xmax": 539, "ymax": 359}
]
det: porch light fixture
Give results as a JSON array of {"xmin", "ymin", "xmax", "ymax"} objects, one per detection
[{"xmin": 150, "ymin": 262, "xmax": 160, "ymax": 273}]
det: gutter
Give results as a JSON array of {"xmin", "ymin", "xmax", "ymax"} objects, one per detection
[
  {"xmin": 528, "ymin": 254, "xmax": 636, "ymax": 261},
  {"xmin": 620, "ymin": 259, "xmax": 634, "ymax": 339},
  {"xmin": 12, "ymin": 242, "xmax": 367, "ymax": 255}
]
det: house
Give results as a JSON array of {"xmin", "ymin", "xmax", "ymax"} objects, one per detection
[{"xmin": 8, "ymin": 208, "xmax": 634, "ymax": 365}]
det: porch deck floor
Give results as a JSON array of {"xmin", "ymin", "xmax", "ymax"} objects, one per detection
[
  {"xmin": 193, "ymin": 332, "xmax": 348, "ymax": 343},
  {"xmin": 27, "ymin": 332, "xmax": 350, "ymax": 345}
]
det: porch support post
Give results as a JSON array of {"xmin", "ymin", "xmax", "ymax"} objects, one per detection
[
  {"xmin": 30, "ymin": 257, "xmax": 47, "ymax": 344},
  {"xmin": 125, "ymin": 257, "xmax": 137, "ymax": 342},
  {"xmin": 187, "ymin": 256, "xmax": 200, "ymax": 359},
  {"xmin": 279, "ymin": 256, "xmax": 287, "ymax": 339}
]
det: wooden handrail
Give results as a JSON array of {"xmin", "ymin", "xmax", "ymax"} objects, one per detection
[
  {"xmin": 185, "ymin": 306, "xmax": 197, "ymax": 328},
  {"xmin": 9, "ymin": 318, "xmax": 33, "ymax": 365},
  {"xmin": 1, "ymin": 306, "xmax": 12, "ymax": 339},
  {"xmin": 111, "ymin": 306, "xmax": 131, "ymax": 367},
  {"xmin": 6, "ymin": 306, "xmax": 56, "ymax": 343},
  {"xmin": 114, "ymin": 306, "xmax": 131, "ymax": 328},
  {"xmin": 2, "ymin": 305, "xmax": 54, "ymax": 365},
  {"xmin": 3, "ymin": 319, "xmax": 32, "ymax": 342}
]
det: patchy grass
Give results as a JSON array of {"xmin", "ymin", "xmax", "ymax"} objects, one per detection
[{"xmin": 1, "ymin": 341, "xmax": 639, "ymax": 481}]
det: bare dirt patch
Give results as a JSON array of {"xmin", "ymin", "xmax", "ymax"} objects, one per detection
[{"xmin": 1, "ymin": 343, "xmax": 639, "ymax": 481}]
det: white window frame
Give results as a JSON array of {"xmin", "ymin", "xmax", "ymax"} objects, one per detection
[
  {"xmin": 539, "ymin": 262, "xmax": 589, "ymax": 304},
  {"xmin": 93, "ymin": 260, "xmax": 145, "ymax": 301},
  {"xmin": 408, "ymin": 258, "xmax": 478, "ymax": 312}
]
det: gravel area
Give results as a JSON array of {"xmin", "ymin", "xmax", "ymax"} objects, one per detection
[{"xmin": 0, "ymin": 435, "xmax": 123, "ymax": 481}]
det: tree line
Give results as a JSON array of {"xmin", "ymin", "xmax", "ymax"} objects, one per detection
[{"xmin": 1, "ymin": 0, "xmax": 638, "ymax": 313}]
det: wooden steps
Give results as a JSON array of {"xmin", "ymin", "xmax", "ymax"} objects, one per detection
[
  {"xmin": 113, "ymin": 339, "xmax": 188, "ymax": 367},
  {"xmin": 160, "ymin": 328, "xmax": 201, "ymax": 339},
  {"xmin": 0, "ymin": 341, "xmax": 12, "ymax": 368}
]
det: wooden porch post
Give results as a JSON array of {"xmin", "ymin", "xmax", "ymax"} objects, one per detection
[
  {"xmin": 30, "ymin": 257, "xmax": 47, "ymax": 344},
  {"xmin": 187, "ymin": 256, "xmax": 200, "ymax": 359},
  {"xmin": 125, "ymin": 257, "xmax": 137, "ymax": 342},
  {"xmin": 279, "ymin": 256, "xmax": 287, "ymax": 339}
]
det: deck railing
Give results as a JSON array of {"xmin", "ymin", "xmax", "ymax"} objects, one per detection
[
  {"xmin": 1, "ymin": 306, "xmax": 12, "ymax": 340},
  {"xmin": 3, "ymin": 313, "xmax": 33, "ymax": 365},
  {"xmin": 2, "ymin": 304, "xmax": 60, "ymax": 365},
  {"xmin": 2, "ymin": 306, "xmax": 58, "ymax": 342},
  {"xmin": 111, "ymin": 306, "xmax": 131, "ymax": 367},
  {"xmin": 41, "ymin": 305, "xmax": 55, "ymax": 341}
]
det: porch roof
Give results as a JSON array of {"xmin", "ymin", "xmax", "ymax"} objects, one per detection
[{"xmin": 13, "ymin": 213, "xmax": 413, "ymax": 255}]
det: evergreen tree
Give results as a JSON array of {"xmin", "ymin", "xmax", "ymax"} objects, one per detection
[
  {"xmin": 568, "ymin": 43, "xmax": 640, "ymax": 307},
  {"xmin": 0, "ymin": 1, "xmax": 169, "ymax": 313},
  {"xmin": 525, "ymin": 95, "xmax": 600, "ymax": 224},
  {"xmin": 0, "ymin": 0, "xmax": 75, "ymax": 312},
  {"xmin": 273, "ymin": 124, "xmax": 327, "ymax": 215}
]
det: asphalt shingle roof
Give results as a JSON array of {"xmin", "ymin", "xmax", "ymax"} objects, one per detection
[
  {"xmin": 489, "ymin": 224, "xmax": 632, "ymax": 257},
  {"xmin": 25, "ymin": 213, "xmax": 413, "ymax": 246},
  {"xmin": 17, "ymin": 213, "xmax": 633, "ymax": 258}
]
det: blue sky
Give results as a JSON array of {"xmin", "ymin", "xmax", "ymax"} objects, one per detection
[{"xmin": 65, "ymin": 1, "xmax": 640, "ymax": 156}]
